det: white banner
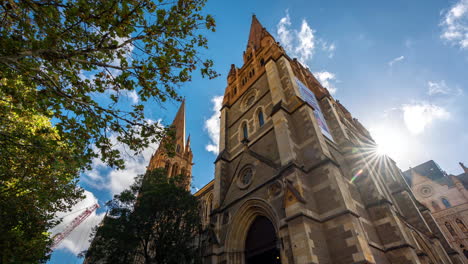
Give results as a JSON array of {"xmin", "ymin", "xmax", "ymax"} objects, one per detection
[{"xmin": 295, "ymin": 78, "xmax": 334, "ymax": 142}]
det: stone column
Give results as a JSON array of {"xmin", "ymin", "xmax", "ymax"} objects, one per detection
[{"xmin": 319, "ymin": 97, "xmax": 349, "ymax": 145}]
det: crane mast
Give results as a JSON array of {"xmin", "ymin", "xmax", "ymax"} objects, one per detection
[{"xmin": 51, "ymin": 203, "xmax": 100, "ymax": 250}]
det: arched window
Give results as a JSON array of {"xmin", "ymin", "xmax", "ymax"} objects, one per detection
[
  {"xmin": 242, "ymin": 123, "xmax": 248, "ymax": 140},
  {"xmin": 258, "ymin": 110, "xmax": 264, "ymax": 127},
  {"xmin": 181, "ymin": 167, "xmax": 186, "ymax": 176},
  {"xmin": 246, "ymin": 95, "xmax": 255, "ymax": 106},
  {"xmin": 206, "ymin": 195, "xmax": 213, "ymax": 223},
  {"xmin": 442, "ymin": 198, "xmax": 451, "ymax": 208},
  {"xmin": 200, "ymin": 203, "xmax": 206, "ymax": 224},
  {"xmin": 172, "ymin": 163, "xmax": 179, "ymax": 177},
  {"xmin": 176, "ymin": 144, "xmax": 181, "ymax": 153},
  {"xmin": 164, "ymin": 161, "xmax": 171, "ymax": 173}
]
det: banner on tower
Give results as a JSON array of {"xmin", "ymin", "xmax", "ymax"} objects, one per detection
[{"xmin": 295, "ymin": 78, "xmax": 334, "ymax": 142}]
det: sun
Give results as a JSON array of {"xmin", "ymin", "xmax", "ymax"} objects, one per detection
[
  {"xmin": 376, "ymin": 143, "xmax": 390, "ymax": 156},
  {"xmin": 369, "ymin": 125, "xmax": 408, "ymax": 159}
]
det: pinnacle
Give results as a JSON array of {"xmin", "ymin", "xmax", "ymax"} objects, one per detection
[
  {"xmin": 171, "ymin": 100, "xmax": 186, "ymax": 149},
  {"xmin": 247, "ymin": 14, "xmax": 265, "ymax": 50}
]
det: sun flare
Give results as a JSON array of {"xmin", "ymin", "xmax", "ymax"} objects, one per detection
[
  {"xmin": 376, "ymin": 143, "xmax": 390, "ymax": 156},
  {"xmin": 369, "ymin": 126, "xmax": 408, "ymax": 159}
]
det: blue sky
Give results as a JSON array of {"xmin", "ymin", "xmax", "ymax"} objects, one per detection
[{"xmin": 49, "ymin": 0, "xmax": 468, "ymax": 263}]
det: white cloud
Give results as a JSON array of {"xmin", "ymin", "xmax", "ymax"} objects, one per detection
[
  {"xmin": 319, "ymin": 40, "xmax": 336, "ymax": 58},
  {"xmin": 402, "ymin": 102, "xmax": 450, "ymax": 134},
  {"xmin": 204, "ymin": 96, "xmax": 223, "ymax": 154},
  {"xmin": 50, "ymin": 190, "xmax": 105, "ymax": 255},
  {"xmin": 428, "ymin": 80, "xmax": 450, "ymax": 95},
  {"xmin": 83, "ymin": 120, "xmax": 161, "ymax": 195},
  {"xmin": 126, "ymin": 90, "xmax": 139, "ymax": 104},
  {"xmin": 313, "ymin": 71, "xmax": 337, "ymax": 94},
  {"xmin": 440, "ymin": 0, "xmax": 468, "ymax": 49},
  {"xmin": 276, "ymin": 11, "xmax": 338, "ymax": 93},
  {"xmin": 388, "ymin": 55, "xmax": 405, "ymax": 66},
  {"xmin": 295, "ymin": 20, "xmax": 316, "ymax": 63},
  {"xmin": 111, "ymin": 36, "xmax": 134, "ymax": 66},
  {"xmin": 276, "ymin": 11, "xmax": 335, "ymax": 64},
  {"xmin": 277, "ymin": 10, "xmax": 293, "ymax": 52},
  {"xmin": 427, "ymin": 80, "xmax": 463, "ymax": 96}
]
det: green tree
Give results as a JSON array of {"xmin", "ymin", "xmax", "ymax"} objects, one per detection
[
  {"xmin": 84, "ymin": 168, "xmax": 201, "ymax": 264},
  {"xmin": 0, "ymin": 0, "xmax": 216, "ymax": 261},
  {"xmin": 0, "ymin": 83, "xmax": 84, "ymax": 263},
  {"xmin": 0, "ymin": 0, "xmax": 218, "ymax": 168}
]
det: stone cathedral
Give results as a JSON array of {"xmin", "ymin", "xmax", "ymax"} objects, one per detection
[
  {"xmin": 89, "ymin": 15, "xmax": 467, "ymax": 264},
  {"xmin": 187, "ymin": 16, "xmax": 468, "ymax": 264}
]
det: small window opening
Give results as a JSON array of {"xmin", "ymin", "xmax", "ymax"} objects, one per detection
[
  {"xmin": 258, "ymin": 110, "xmax": 264, "ymax": 127},
  {"xmin": 243, "ymin": 123, "xmax": 248, "ymax": 139},
  {"xmin": 442, "ymin": 198, "xmax": 452, "ymax": 208}
]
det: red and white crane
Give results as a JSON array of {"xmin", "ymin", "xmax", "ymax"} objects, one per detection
[{"xmin": 51, "ymin": 203, "xmax": 100, "ymax": 250}]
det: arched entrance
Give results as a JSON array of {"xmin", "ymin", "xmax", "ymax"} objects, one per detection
[{"xmin": 245, "ymin": 216, "xmax": 281, "ymax": 264}]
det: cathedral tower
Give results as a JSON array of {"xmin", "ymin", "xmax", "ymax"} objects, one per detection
[
  {"xmin": 148, "ymin": 101, "xmax": 193, "ymax": 185},
  {"xmin": 197, "ymin": 15, "xmax": 465, "ymax": 264}
]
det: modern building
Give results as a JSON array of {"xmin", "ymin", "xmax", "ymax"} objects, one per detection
[{"xmin": 404, "ymin": 161, "xmax": 468, "ymax": 260}]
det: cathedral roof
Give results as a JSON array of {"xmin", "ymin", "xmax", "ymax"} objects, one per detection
[{"xmin": 403, "ymin": 160, "xmax": 454, "ymax": 187}]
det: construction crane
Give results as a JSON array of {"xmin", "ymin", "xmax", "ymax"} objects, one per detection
[{"xmin": 51, "ymin": 203, "xmax": 100, "ymax": 250}]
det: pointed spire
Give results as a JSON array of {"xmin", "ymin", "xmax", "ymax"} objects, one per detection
[
  {"xmin": 186, "ymin": 134, "xmax": 191, "ymax": 149},
  {"xmin": 247, "ymin": 14, "xmax": 265, "ymax": 50},
  {"xmin": 460, "ymin": 162, "xmax": 468, "ymax": 174},
  {"xmin": 171, "ymin": 100, "xmax": 186, "ymax": 150}
]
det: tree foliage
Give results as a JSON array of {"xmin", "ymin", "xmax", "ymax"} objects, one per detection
[
  {"xmin": 0, "ymin": 82, "xmax": 84, "ymax": 263},
  {"xmin": 84, "ymin": 168, "xmax": 202, "ymax": 264},
  {"xmin": 0, "ymin": 0, "xmax": 215, "ymax": 261},
  {"xmin": 0, "ymin": 0, "xmax": 218, "ymax": 169}
]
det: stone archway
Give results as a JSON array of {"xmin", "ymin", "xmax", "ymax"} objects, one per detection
[
  {"xmin": 245, "ymin": 216, "xmax": 281, "ymax": 264},
  {"xmin": 224, "ymin": 199, "xmax": 281, "ymax": 264}
]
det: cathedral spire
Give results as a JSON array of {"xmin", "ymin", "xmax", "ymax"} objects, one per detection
[
  {"xmin": 246, "ymin": 14, "xmax": 265, "ymax": 50},
  {"xmin": 171, "ymin": 100, "xmax": 186, "ymax": 151},
  {"xmin": 146, "ymin": 100, "xmax": 193, "ymax": 183}
]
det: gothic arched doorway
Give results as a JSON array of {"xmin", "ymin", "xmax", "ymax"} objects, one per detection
[{"xmin": 244, "ymin": 216, "xmax": 281, "ymax": 264}]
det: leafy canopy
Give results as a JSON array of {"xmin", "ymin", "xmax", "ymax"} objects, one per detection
[
  {"xmin": 0, "ymin": 0, "xmax": 216, "ymax": 262},
  {"xmin": 0, "ymin": 0, "xmax": 218, "ymax": 169},
  {"xmin": 84, "ymin": 169, "xmax": 202, "ymax": 264},
  {"xmin": 0, "ymin": 82, "xmax": 84, "ymax": 263}
]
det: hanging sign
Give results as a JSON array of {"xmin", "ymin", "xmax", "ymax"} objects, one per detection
[{"xmin": 295, "ymin": 78, "xmax": 334, "ymax": 141}]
